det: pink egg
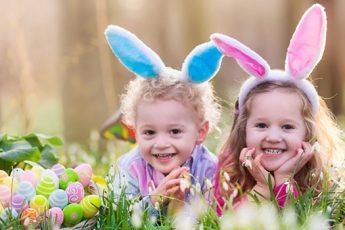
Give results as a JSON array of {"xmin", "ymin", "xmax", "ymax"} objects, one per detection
[
  {"xmin": 0, "ymin": 170, "xmax": 8, "ymax": 183},
  {"xmin": 11, "ymin": 194, "xmax": 29, "ymax": 212},
  {"xmin": 48, "ymin": 207, "xmax": 64, "ymax": 227},
  {"xmin": 0, "ymin": 185, "xmax": 11, "ymax": 207},
  {"xmin": 74, "ymin": 164, "xmax": 92, "ymax": 187},
  {"xmin": 20, "ymin": 170, "xmax": 39, "ymax": 187},
  {"xmin": 65, "ymin": 182, "xmax": 84, "ymax": 203},
  {"xmin": 51, "ymin": 164, "xmax": 65, "ymax": 178}
]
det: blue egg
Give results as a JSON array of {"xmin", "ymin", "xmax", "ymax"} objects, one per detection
[
  {"xmin": 49, "ymin": 189, "xmax": 68, "ymax": 209},
  {"xmin": 17, "ymin": 181, "xmax": 36, "ymax": 201},
  {"xmin": 0, "ymin": 208, "xmax": 18, "ymax": 221}
]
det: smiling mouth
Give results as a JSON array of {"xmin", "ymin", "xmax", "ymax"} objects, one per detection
[
  {"xmin": 264, "ymin": 149, "xmax": 284, "ymax": 155},
  {"xmin": 152, "ymin": 153, "xmax": 176, "ymax": 159}
]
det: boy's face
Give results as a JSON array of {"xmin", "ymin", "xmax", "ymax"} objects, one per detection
[
  {"xmin": 135, "ymin": 99, "xmax": 208, "ymax": 174},
  {"xmin": 245, "ymin": 89, "xmax": 307, "ymax": 172}
]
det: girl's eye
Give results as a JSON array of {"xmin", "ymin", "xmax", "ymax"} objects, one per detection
[
  {"xmin": 255, "ymin": 123, "xmax": 267, "ymax": 129},
  {"xmin": 143, "ymin": 130, "xmax": 155, "ymax": 135},
  {"xmin": 170, "ymin": 129, "xmax": 182, "ymax": 135},
  {"xmin": 282, "ymin": 124, "xmax": 294, "ymax": 130}
]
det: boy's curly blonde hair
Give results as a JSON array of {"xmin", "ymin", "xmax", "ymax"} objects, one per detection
[{"xmin": 120, "ymin": 76, "xmax": 221, "ymax": 131}]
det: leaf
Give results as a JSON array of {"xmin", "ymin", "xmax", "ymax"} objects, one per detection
[
  {"xmin": 0, "ymin": 147, "xmax": 41, "ymax": 162},
  {"xmin": 38, "ymin": 145, "xmax": 59, "ymax": 168},
  {"xmin": 36, "ymin": 133, "xmax": 64, "ymax": 146}
]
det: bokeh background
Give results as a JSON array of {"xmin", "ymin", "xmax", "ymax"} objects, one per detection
[{"xmin": 0, "ymin": 0, "xmax": 344, "ymax": 170}]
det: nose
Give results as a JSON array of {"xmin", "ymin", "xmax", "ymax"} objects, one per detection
[
  {"xmin": 265, "ymin": 127, "xmax": 282, "ymax": 142},
  {"xmin": 154, "ymin": 134, "xmax": 170, "ymax": 149}
]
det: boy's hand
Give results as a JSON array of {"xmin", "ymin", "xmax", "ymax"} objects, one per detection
[
  {"xmin": 274, "ymin": 142, "xmax": 314, "ymax": 185},
  {"xmin": 150, "ymin": 167, "xmax": 189, "ymax": 205}
]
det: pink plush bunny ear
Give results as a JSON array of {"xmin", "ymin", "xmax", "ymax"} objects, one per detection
[
  {"xmin": 286, "ymin": 4, "xmax": 327, "ymax": 79},
  {"xmin": 211, "ymin": 33, "xmax": 270, "ymax": 78}
]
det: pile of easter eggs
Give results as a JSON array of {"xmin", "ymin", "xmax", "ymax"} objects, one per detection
[{"xmin": 0, "ymin": 163, "xmax": 102, "ymax": 228}]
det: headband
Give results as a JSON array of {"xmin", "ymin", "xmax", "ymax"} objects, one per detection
[
  {"xmin": 105, "ymin": 25, "xmax": 223, "ymax": 83},
  {"xmin": 211, "ymin": 4, "xmax": 326, "ymax": 112}
]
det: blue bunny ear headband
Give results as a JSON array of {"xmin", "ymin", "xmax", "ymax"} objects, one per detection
[{"xmin": 105, "ymin": 25, "xmax": 223, "ymax": 83}]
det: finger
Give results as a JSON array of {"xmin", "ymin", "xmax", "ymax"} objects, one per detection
[
  {"xmin": 239, "ymin": 147, "xmax": 254, "ymax": 163},
  {"xmin": 166, "ymin": 185, "xmax": 180, "ymax": 197},
  {"xmin": 163, "ymin": 167, "xmax": 188, "ymax": 183}
]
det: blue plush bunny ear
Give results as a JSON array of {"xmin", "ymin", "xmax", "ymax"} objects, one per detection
[
  {"xmin": 181, "ymin": 41, "xmax": 223, "ymax": 83},
  {"xmin": 105, "ymin": 25, "xmax": 165, "ymax": 78}
]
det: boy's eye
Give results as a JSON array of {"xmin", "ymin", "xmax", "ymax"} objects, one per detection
[
  {"xmin": 143, "ymin": 130, "xmax": 155, "ymax": 135},
  {"xmin": 282, "ymin": 124, "xmax": 294, "ymax": 130},
  {"xmin": 170, "ymin": 129, "xmax": 182, "ymax": 135},
  {"xmin": 255, "ymin": 123, "xmax": 267, "ymax": 128}
]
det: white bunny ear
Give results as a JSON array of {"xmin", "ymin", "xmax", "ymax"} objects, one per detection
[
  {"xmin": 181, "ymin": 41, "xmax": 223, "ymax": 83},
  {"xmin": 105, "ymin": 25, "xmax": 165, "ymax": 78},
  {"xmin": 286, "ymin": 4, "xmax": 327, "ymax": 79},
  {"xmin": 211, "ymin": 33, "xmax": 270, "ymax": 78}
]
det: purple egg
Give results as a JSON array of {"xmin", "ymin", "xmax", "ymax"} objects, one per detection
[
  {"xmin": 51, "ymin": 164, "xmax": 65, "ymax": 178},
  {"xmin": 11, "ymin": 194, "xmax": 29, "ymax": 212},
  {"xmin": 65, "ymin": 182, "xmax": 84, "ymax": 204}
]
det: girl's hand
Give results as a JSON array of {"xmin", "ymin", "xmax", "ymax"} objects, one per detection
[
  {"xmin": 240, "ymin": 147, "xmax": 274, "ymax": 198},
  {"xmin": 274, "ymin": 142, "xmax": 314, "ymax": 185},
  {"xmin": 150, "ymin": 167, "xmax": 189, "ymax": 205}
]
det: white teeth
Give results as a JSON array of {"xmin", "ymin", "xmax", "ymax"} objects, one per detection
[
  {"xmin": 264, "ymin": 149, "xmax": 283, "ymax": 155},
  {"xmin": 153, "ymin": 153, "xmax": 175, "ymax": 158}
]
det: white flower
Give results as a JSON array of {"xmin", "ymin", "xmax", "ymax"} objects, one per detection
[
  {"xmin": 131, "ymin": 213, "xmax": 142, "ymax": 228},
  {"xmin": 154, "ymin": 202, "xmax": 160, "ymax": 210},
  {"xmin": 109, "ymin": 164, "xmax": 115, "ymax": 177},
  {"xmin": 205, "ymin": 179, "xmax": 212, "ymax": 190},
  {"xmin": 242, "ymin": 158, "xmax": 252, "ymax": 170},
  {"xmin": 222, "ymin": 181, "xmax": 229, "ymax": 191},
  {"xmin": 231, "ymin": 188, "xmax": 238, "ymax": 198},
  {"xmin": 190, "ymin": 187, "xmax": 195, "ymax": 196},
  {"xmin": 149, "ymin": 215, "xmax": 157, "ymax": 224},
  {"xmin": 320, "ymin": 172, "xmax": 324, "ymax": 181},
  {"xmin": 180, "ymin": 178, "xmax": 190, "ymax": 192},
  {"xmin": 311, "ymin": 142, "xmax": 321, "ymax": 153},
  {"xmin": 284, "ymin": 181, "xmax": 292, "ymax": 193},
  {"xmin": 223, "ymin": 171, "xmax": 230, "ymax": 181}
]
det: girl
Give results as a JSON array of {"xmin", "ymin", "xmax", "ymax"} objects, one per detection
[
  {"xmin": 211, "ymin": 4, "xmax": 344, "ymax": 213},
  {"xmin": 104, "ymin": 25, "xmax": 223, "ymax": 214}
]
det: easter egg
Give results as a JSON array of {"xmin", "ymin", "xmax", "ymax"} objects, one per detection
[
  {"xmin": 74, "ymin": 163, "xmax": 92, "ymax": 187},
  {"xmin": 20, "ymin": 208, "xmax": 40, "ymax": 226},
  {"xmin": 51, "ymin": 163, "xmax": 65, "ymax": 177},
  {"xmin": 49, "ymin": 189, "xmax": 68, "ymax": 209},
  {"xmin": 66, "ymin": 182, "xmax": 84, "ymax": 204},
  {"xmin": 0, "ymin": 207, "xmax": 18, "ymax": 221},
  {"xmin": 2, "ymin": 176, "xmax": 18, "ymax": 191},
  {"xmin": 31, "ymin": 165, "xmax": 44, "ymax": 178},
  {"xmin": 10, "ymin": 168, "xmax": 24, "ymax": 180},
  {"xmin": 63, "ymin": 203, "xmax": 84, "ymax": 227},
  {"xmin": 36, "ymin": 176, "xmax": 56, "ymax": 198},
  {"xmin": 59, "ymin": 168, "xmax": 79, "ymax": 190},
  {"xmin": 20, "ymin": 170, "xmax": 39, "ymax": 187},
  {"xmin": 48, "ymin": 207, "xmax": 64, "ymax": 228},
  {"xmin": 17, "ymin": 181, "xmax": 36, "ymax": 201},
  {"xmin": 0, "ymin": 185, "xmax": 11, "ymax": 207},
  {"xmin": 11, "ymin": 194, "xmax": 29, "ymax": 212},
  {"xmin": 41, "ymin": 169, "xmax": 59, "ymax": 188},
  {"xmin": 80, "ymin": 195, "xmax": 101, "ymax": 218},
  {"xmin": 0, "ymin": 170, "xmax": 8, "ymax": 183},
  {"xmin": 30, "ymin": 195, "xmax": 49, "ymax": 214}
]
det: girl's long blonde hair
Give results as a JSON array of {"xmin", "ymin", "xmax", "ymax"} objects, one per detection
[{"xmin": 217, "ymin": 81, "xmax": 344, "ymax": 200}]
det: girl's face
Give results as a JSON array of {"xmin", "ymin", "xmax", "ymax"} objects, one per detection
[
  {"xmin": 135, "ymin": 99, "xmax": 208, "ymax": 174},
  {"xmin": 245, "ymin": 89, "xmax": 307, "ymax": 172}
]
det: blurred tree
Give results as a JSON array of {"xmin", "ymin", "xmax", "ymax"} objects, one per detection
[{"xmin": 59, "ymin": 0, "xmax": 109, "ymax": 144}]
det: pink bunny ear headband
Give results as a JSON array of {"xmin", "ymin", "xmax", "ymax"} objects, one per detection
[
  {"xmin": 211, "ymin": 4, "xmax": 326, "ymax": 113},
  {"xmin": 105, "ymin": 25, "xmax": 223, "ymax": 84}
]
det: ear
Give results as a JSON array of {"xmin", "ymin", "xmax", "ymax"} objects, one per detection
[
  {"xmin": 285, "ymin": 4, "xmax": 327, "ymax": 79},
  {"xmin": 181, "ymin": 42, "xmax": 223, "ymax": 83},
  {"xmin": 105, "ymin": 25, "xmax": 165, "ymax": 78},
  {"xmin": 196, "ymin": 121, "xmax": 209, "ymax": 144},
  {"xmin": 211, "ymin": 33, "xmax": 270, "ymax": 78}
]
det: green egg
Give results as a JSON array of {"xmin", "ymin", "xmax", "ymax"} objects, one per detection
[
  {"xmin": 36, "ymin": 176, "xmax": 56, "ymax": 197},
  {"xmin": 59, "ymin": 168, "xmax": 79, "ymax": 190},
  {"xmin": 63, "ymin": 203, "xmax": 84, "ymax": 227}
]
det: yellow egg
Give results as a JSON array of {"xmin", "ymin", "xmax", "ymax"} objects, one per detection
[
  {"xmin": 31, "ymin": 165, "xmax": 44, "ymax": 178},
  {"xmin": 0, "ymin": 170, "xmax": 8, "ymax": 184},
  {"xmin": 2, "ymin": 177, "xmax": 19, "ymax": 191},
  {"xmin": 0, "ymin": 202, "xmax": 3, "ymax": 212},
  {"xmin": 80, "ymin": 195, "xmax": 101, "ymax": 218},
  {"xmin": 30, "ymin": 195, "xmax": 49, "ymax": 215}
]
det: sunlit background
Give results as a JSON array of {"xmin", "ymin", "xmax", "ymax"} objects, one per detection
[{"xmin": 0, "ymin": 0, "xmax": 344, "ymax": 171}]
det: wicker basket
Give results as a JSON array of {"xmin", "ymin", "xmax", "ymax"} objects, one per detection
[{"xmin": 61, "ymin": 216, "xmax": 97, "ymax": 230}]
